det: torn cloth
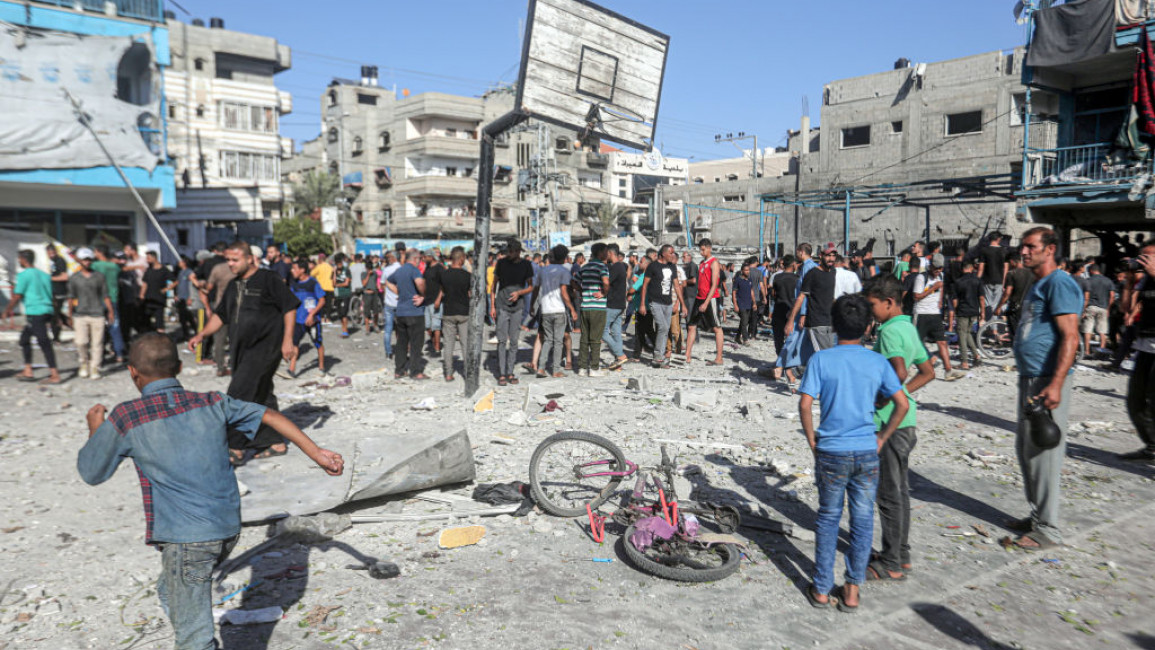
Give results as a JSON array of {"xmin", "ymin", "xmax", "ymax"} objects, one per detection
[
  {"xmin": 629, "ymin": 516, "xmax": 677, "ymax": 552},
  {"xmin": 1134, "ymin": 27, "xmax": 1155, "ymax": 137},
  {"xmin": 1027, "ymin": 0, "xmax": 1116, "ymax": 68}
]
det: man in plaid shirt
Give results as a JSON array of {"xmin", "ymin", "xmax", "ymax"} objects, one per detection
[{"xmin": 78, "ymin": 333, "xmax": 343, "ymax": 649}]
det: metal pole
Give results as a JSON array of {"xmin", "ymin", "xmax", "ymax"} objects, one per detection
[
  {"xmin": 773, "ymin": 214, "xmax": 779, "ymax": 260},
  {"xmin": 924, "ymin": 205, "xmax": 931, "ymax": 244},
  {"xmin": 683, "ymin": 203, "xmax": 692, "ymax": 248},
  {"xmin": 843, "ymin": 191, "xmax": 850, "ymax": 254},
  {"xmin": 465, "ymin": 110, "xmax": 526, "ymax": 396},
  {"xmin": 65, "ymin": 89, "xmax": 180, "ymax": 260},
  {"xmin": 758, "ymin": 199, "xmax": 765, "ymax": 262},
  {"xmin": 752, "ymin": 135, "xmax": 758, "ymax": 179}
]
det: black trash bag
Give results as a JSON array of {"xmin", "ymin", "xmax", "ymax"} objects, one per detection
[{"xmin": 472, "ymin": 481, "xmax": 534, "ymax": 516}]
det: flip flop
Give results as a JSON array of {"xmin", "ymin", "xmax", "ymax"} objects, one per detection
[
  {"xmin": 706, "ymin": 360, "xmax": 723, "ymax": 366},
  {"xmin": 1002, "ymin": 531, "xmax": 1061, "ymax": 552},
  {"xmin": 833, "ymin": 585, "xmax": 860, "ymax": 613},
  {"xmin": 16, "ymin": 375, "xmax": 37, "ymax": 382},
  {"xmin": 253, "ymin": 446, "xmax": 288, "ymax": 460},
  {"xmin": 497, "ymin": 377, "xmax": 508, "ymax": 386},
  {"xmin": 865, "ymin": 560, "xmax": 906, "ymax": 581},
  {"xmin": 805, "ymin": 584, "xmax": 831, "ymax": 609}
]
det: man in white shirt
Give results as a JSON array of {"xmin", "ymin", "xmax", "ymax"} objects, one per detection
[
  {"xmin": 378, "ymin": 252, "xmax": 401, "ymax": 358},
  {"xmin": 832, "ymin": 253, "xmax": 863, "ymax": 299},
  {"xmin": 532, "ymin": 245, "xmax": 577, "ymax": 377},
  {"xmin": 912, "ymin": 253, "xmax": 960, "ymax": 380}
]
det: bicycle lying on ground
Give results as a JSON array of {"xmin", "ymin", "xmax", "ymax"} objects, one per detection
[
  {"xmin": 528, "ymin": 431, "xmax": 743, "ymax": 582},
  {"xmin": 976, "ymin": 317, "xmax": 1083, "ymax": 364}
]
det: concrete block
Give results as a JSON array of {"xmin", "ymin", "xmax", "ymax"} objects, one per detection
[{"xmin": 674, "ymin": 388, "xmax": 717, "ymax": 411}]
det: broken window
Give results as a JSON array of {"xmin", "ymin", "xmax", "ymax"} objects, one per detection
[
  {"xmin": 116, "ymin": 42, "xmax": 152, "ymax": 106},
  {"xmin": 357, "ymin": 93, "xmax": 377, "ymax": 106},
  {"xmin": 946, "ymin": 111, "xmax": 982, "ymax": 135},
  {"xmin": 840, "ymin": 125, "xmax": 871, "ymax": 148},
  {"xmin": 891, "ymin": 121, "xmax": 904, "ymax": 134}
]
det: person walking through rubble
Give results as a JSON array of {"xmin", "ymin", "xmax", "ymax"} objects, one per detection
[
  {"xmin": 78, "ymin": 332, "xmax": 343, "ymax": 650},
  {"xmin": 685, "ymin": 238, "xmax": 725, "ymax": 367},
  {"xmin": 188, "ymin": 241, "xmax": 301, "ymax": 464},
  {"xmin": 490, "ymin": 241, "xmax": 535, "ymax": 385},
  {"xmin": 68, "ymin": 248, "xmax": 113, "ymax": 380},
  {"xmin": 4, "ymin": 249, "xmax": 61, "ymax": 384}
]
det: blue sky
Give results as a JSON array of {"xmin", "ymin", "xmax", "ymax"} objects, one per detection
[{"xmin": 174, "ymin": 0, "xmax": 1029, "ymax": 160}]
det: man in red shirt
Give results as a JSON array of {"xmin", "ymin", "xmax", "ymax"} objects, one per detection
[{"xmin": 685, "ymin": 239, "xmax": 725, "ymax": 366}]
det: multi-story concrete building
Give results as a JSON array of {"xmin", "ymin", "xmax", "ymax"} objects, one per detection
[
  {"xmin": 1017, "ymin": 1, "xmax": 1155, "ymax": 260},
  {"xmin": 284, "ymin": 73, "xmax": 682, "ymax": 248},
  {"xmin": 160, "ymin": 16, "xmax": 292, "ymax": 260},
  {"xmin": 0, "ymin": 0, "xmax": 175, "ymax": 255},
  {"xmin": 664, "ymin": 48, "xmax": 1050, "ymax": 256},
  {"xmin": 688, "ymin": 149, "xmax": 792, "ymax": 185}
]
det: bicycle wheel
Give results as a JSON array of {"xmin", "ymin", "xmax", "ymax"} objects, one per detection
[
  {"xmin": 977, "ymin": 318, "xmax": 1014, "ymax": 362},
  {"xmin": 349, "ymin": 295, "xmax": 364, "ymax": 324},
  {"xmin": 621, "ymin": 524, "xmax": 741, "ymax": 582},
  {"xmin": 529, "ymin": 431, "xmax": 628, "ymax": 518}
]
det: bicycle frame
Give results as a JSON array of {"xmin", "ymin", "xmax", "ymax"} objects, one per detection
[{"xmin": 577, "ymin": 458, "xmax": 638, "ymax": 479}]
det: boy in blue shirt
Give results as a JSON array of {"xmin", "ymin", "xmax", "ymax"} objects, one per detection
[
  {"xmin": 78, "ymin": 333, "xmax": 344, "ymax": 649},
  {"xmin": 798, "ymin": 294, "xmax": 909, "ymax": 613},
  {"xmin": 288, "ymin": 258, "xmax": 328, "ymax": 376}
]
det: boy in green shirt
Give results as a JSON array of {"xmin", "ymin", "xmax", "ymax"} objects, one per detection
[
  {"xmin": 864, "ymin": 274, "xmax": 935, "ymax": 581},
  {"xmin": 3, "ymin": 249, "xmax": 61, "ymax": 383}
]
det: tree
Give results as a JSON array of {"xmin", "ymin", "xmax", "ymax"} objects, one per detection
[
  {"xmin": 582, "ymin": 201, "xmax": 630, "ymax": 238},
  {"xmin": 273, "ymin": 217, "xmax": 331, "ymax": 258},
  {"xmin": 292, "ymin": 170, "xmax": 341, "ymax": 217}
]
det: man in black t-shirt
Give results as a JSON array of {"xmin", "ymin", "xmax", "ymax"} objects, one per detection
[
  {"xmin": 423, "ymin": 253, "xmax": 444, "ymax": 354},
  {"xmin": 189, "ymin": 241, "xmax": 300, "ymax": 462},
  {"xmin": 490, "ymin": 241, "xmax": 534, "ymax": 384},
  {"xmin": 437, "ymin": 247, "xmax": 471, "ymax": 381},
  {"xmin": 952, "ymin": 260, "xmax": 985, "ymax": 369},
  {"xmin": 784, "ymin": 248, "xmax": 837, "ymax": 360},
  {"xmin": 977, "ymin": 232, "xmax": 1008, "ymax": 319},
  {"xmin": 771, "ymin": 255, "xmax": 799, "ymax": 355},
  {"xmin": 140, "ymin": 251, "xmax": 175, "ymax": 333},
  {"xmin": 996, "ymin": 251, "xmax": 1035, "ymax": 335},
  {"xmin": 603, "ymin": 244, "xmax": 630, "ymax": 370},
  {"xmin": 640, "ymin": 244, "xmax": 683, "ymax": 368}
]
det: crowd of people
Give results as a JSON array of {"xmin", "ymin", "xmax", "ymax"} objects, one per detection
[{"xmin": 0, "ymin": 224, "xmax": 1148, "ymax": 640}]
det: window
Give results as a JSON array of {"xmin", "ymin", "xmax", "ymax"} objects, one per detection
[
  {"xmin": 618, "ymin": 178, "xmax": 626, "ymax": 188},
  {"xmin": 841, "ymin": 125, "xmax": 871, "ymax": 148},
  {"xmin": 168, "ymin": 104, "xmax": 176, "ymax": 119},
  {"xmin": 464, "ymin": 167, "xmax": 474, "ymax": 177},
  {"xmin": 726, "ymin": 173, "xmax": 739, "ymax": 181},
  {"xmin": 693, "ymin": 177, "xmax": 703, "ymax": 184},
  {"xmin": 723, "ymin": 194, "xmax": 746, "ymax": 202},
  {"xmin": 619, "ymin": 190, "xmax": 627, "ymax": 198},
  {"xmin": 714, "ymin": 177, "xmax": 720, "ymax": 183},
  {"xmin": 215, "ymin": 67, "xmax": 232, "ymax": 80},
  {"xmin": 445, "ymin": 128, "xmax": 457, "ymax": 138},
  {"xmin": 328, "ymin": 127, "xmax": 339, "ymax": 143},
  {"xmin": 946, "ymin": 111, "xmax": 983, "ymax": 135},
  {"xmin": 1073, "ymin": 87, "xmax": 1127, "ymax": 144},
  {"xmin": 177, "ymin": 228, "xmax": 189, "ymax": 247},
  {"xmin": 219, "ymin": 151, "xmax": 280, "ymax": 181},
  {"xmin": 517, "ymin": 143, "xmax": 530, "ymax": 167},
  {"xmin": 493, "ymin": 207, "xmax": 509, "ymax": 222},
  {"xmin": 328, "ymin": 90, "xmax": 338, "ymax": 106},
  {"xmin": 446, "ymin": 166, "xmax": 457, "ymax": 177},
  {"xmin": 194, "ymin": 58, "xmax": 204, "ymax": 71},
  {"xmin": 352, "ymin": 136, "xmax": 363, "ymax": 154},
  {"xmin": 559, "ymin": 210, "xmax": 570, "ymax": 222},
  {"xmin": 220, "ymin": 102, "xmax": 276, "ymax": 132},
  {"xmin": 891, "ymin": 121, "xmax": 903, "ymax": 134},
  {"xmin": 556, "ymin": 137, "xmax": 570, "ymax": 150},
  {"xmin": 357, "ymin": 93, "xmax": 377, "ymax": 106},
  {"xmin": 329, "ymin": 161, "xmax": 339, "ymax": 175},
  {"xmin": 196, "ymin": 105, "xmax": 205, "ymax": 118},
  {"xmin": 378, "ymin": 131, "xmax": 391, "ymax": 151}
]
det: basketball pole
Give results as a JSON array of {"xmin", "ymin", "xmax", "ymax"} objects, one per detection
[{"xmin": 465, "ymin": 110, "xmax": 528, "ymax": 397}]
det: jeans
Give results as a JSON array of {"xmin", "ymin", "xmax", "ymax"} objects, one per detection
[
  {"xmin": 383, "ymin": 305, "xmax": 397, "ymax": 356},
  {"xmin": 20, "ymin": 314, "xmax": 56, "ymax": 369},
  {"xmin": 578, "ymin": 309, "xmax": 607, "ymax": 371},
  {"xmin": 876, "ymin": 427, "xmax": 917, "ymax": 572},
  {"xmin": 813, "ymin": 449, "xmax": 879, "ymax": 595},
  {"xmin": 441, "ymin": 314, "xmax": 469, "ymax": 377},
  {"xmin": 1016, "ymin": 375, "xmax": 1071, "ymax": 543},
  {"xmin": 156, "ymin": 536, "xmax": 237, "ymax": 650},
  {"xmin": 1127, "ymin": 351, "xmax": 1155, "ymax": 454},
  {"xmin": 108, "ymin": 303, "xmax": 126, "ymax": 359},
  {"xmin": 424, "ymin": 304, "xmax": 443, "ymax": 332},
  {"xmin": 540, "ymin": 312, "xmax": 567, "ymax": 373},
  {"xmin": 495, "ymin": 308, "xmax": 521, "ymax": 376},
  {"xmin": 73, "ymin": 315, "xmax": 105, "ymax": 372},
  {"xmin": 602, "ymin": 307, "xmax": 625, "ymax": 358},
  {"xmin": 394, "ymin": 315, "xmax": 425, "ymax": 376},
  {"xmin": 956, "ymin": 315, "xmax": 979, "ymax": 363},
  {"xmin": 650, "ymin": 303, "xmax": 673, "ymax": 363}
]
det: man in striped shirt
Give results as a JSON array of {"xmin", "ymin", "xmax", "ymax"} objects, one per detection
[{"xmin": 577, "ymin": 243, "xmax": 610, "ymax": 376}]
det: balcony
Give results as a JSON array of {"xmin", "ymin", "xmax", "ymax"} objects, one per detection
[
  {"xmin": 395, "ymin": 136, "xmax": 480, "ymax": 160},
  {"xmin": 29, "ymin": 0, "xmax": 164, "ymax": 22},
  {"xmin": 393, "ymin": 174, "xmax": 478, "ymax": 197},
  {"xmin": 586, "ymin": 152, "xmax": 609, "ymax": 168},
  {"xmin": 1022, "ymin": 142, "xmax": 1152, "ymax": 192}
]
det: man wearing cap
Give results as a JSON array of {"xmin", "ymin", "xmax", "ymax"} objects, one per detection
[
  {"xmin": 912, "ymin": 253, "xmax": 961, "ymax": 380},
  {"xmin": 68, "ymin": 248, "xmax": 113, "ymax": 379}
]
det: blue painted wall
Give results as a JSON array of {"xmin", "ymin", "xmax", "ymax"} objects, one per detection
[{"xmin": 0, "ymin": 1, "xmax": 174, "ymax": 208}]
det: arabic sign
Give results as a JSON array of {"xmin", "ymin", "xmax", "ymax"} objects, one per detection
[
  {"xmin": 355, "ymin": 238, "xmax": 474, "ymax": 256},
  {"xmin": 610, "ymin": 151, "xmax": 688, "ymax": 178}
]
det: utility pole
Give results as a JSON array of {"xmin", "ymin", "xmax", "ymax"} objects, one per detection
[{"xmin": 714, "ymin": 131, "xmax": 760, "ymax": 178}]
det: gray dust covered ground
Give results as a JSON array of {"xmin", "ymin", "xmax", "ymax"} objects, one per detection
[{"xmin": 1, "ymin": 322, "xmax": 1153, "ymax": 650}]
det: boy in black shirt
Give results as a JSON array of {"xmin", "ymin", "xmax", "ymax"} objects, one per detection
[
  {"xmin": 951, "ymin": 260, "xmax": 985, "ymax": 370},
  {"xmin": 437, "ymin": 248, "xmax": 472, "ymax": 381}
]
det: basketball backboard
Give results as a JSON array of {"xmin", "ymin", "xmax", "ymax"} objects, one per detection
[{"xmin": 515, "ymin": 0, "xmax": 670, "ymax": 151}]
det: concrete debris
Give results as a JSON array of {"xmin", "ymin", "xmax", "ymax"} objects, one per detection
[
  {"xmin": 412, "ymin": 397, "xmax": 437, "ymax": 410},
  {"xmin": 359, "ymin": 408, "xmax": 396, "ymax": 425},
  {"xmin": 674, "ymin": 388, "xmax": 718, "ymax": 411},
  {"xmin": 275, "ymin": 512, "xmax": 352, "ymax": 543},
  {"xmin": 472, "ymin": 388, "xmax": 495, "ymax": 413},
  {"xmin": 506, "ymin": 410, "xmax": 529, "ymax": 426},
  {"xmin": 491, "ymin": 433, "xmax": 517, "ymax": 445}
]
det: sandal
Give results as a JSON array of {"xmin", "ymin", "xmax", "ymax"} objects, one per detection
[
  {"xmin": 444, "ymin": 375, "xmax": 454, "ymax": 382},
  {"xmin": 508, "ymin": 377, "xmax": 519, "ymax": 385},
  {"xmin": 1001, "ymin": 531, "xmax": 1061, "ymax": 552},
  {"xmin": 536, "ymin": 371, "xmax": 548, "ymax": 378},
  {"xmin": 16, "ymin": 375, "xmax": 37, "ymax": 383},
  {"xmin": 805, "ymin": 584, "xmax": 831, "ymax": 609},
  {"xmin": 228, "ymin": 450, "xmax": 246, "ymax": 467},
  {"xmin": 865, "ymin": 560, "xmax": 906, "ymax": 581},
  {"xmin": 253, "ymin": 446, "xmax": 288, "ymax": 460},
  {"xmin": 552, "ymin": 372, "xmax": 566, "ymax": 378},
  {"xmin": 498, "ymin": 377, "xmax": 508, "ymax": 386},
  {"xmin": 833, "ymin": 585, "xmax": 860, "ymax": 613}
]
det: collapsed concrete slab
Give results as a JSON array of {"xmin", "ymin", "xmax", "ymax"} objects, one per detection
[{"xmin": 237, "ymin": 428, "xmax": 476, "ymax": 523}]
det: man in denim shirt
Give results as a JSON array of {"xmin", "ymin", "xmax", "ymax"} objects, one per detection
[{"xmin": 78, "ymin": 333, "xmax": 344, "ymax": 649}]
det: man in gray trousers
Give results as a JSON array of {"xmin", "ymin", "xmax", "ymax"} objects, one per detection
[
  {"xmin": 640, "ymin": 245, "xmax": 684, "ymax": 368},
  {"xmin": 1007, "ymin": 226, "xmax": 1082, "ymax": 550},
  {"xmin": 532, "ymin": 245, "xmax": 577, "ymax": 378}
]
